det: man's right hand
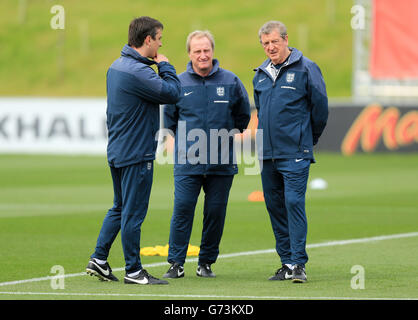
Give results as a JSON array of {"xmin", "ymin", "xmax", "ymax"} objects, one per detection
[{"xmin": 154, "ymin": 53, "xmax": 169, "ymax": 63}]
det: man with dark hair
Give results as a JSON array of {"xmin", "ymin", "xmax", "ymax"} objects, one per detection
[
  {"xmin": 253, "ymin": 20, "xmax": 328, "ymax": 283},
  {"xmin": 86, "ymin": 16, "xmax": 181, "ymax": 285},
  {"xmin": 128, "ymin": 16, "xmax": 163, "ymax": 49}
]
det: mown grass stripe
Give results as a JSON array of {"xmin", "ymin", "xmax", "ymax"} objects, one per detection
[{"xmin": 1, "ymin": 231, "xmax": 416, "ymax": 287}]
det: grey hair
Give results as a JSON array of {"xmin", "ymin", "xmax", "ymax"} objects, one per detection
[
  {"xmin": 258, "ymin": 21, "xmax": 287, "ymax": 42},
  {"xmin": 186, "ymin": 30, "xmax": 215, "ymax": 52}
]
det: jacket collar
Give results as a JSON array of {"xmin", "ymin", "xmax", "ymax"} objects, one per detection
[
  {"xmin": 255, "ymin": 47, "xmax": 302, "ymax": 71},
  {"xmin": 187, "ymin": 58, "xmax": 220, "ymax": 77},
  {"xmin": 120, "ymin": 44, "xmax": 157, "ymax": 66}
]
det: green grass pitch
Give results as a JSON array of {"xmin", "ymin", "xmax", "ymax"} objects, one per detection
[
  {"xmin": 0, "ymin": 152, "xmax": 417, "ymax": 300},
  {"xmin": 0, "ymin": 0, "xmax": 352, "ymax": 98}
]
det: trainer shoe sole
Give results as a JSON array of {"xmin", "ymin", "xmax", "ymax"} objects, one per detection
[
  {"xmin": 292, "ymin": 277, "xmax": 307, "ymax": 283},
  {"xmin": 86, "ymin": 268, "xmax": 111, "ymax": 281},
  {"xmin": 292, "ymin": 265, "xmax": 307, "ymax": 283},
  {"xmin": 86, "ymin": 260, "xmax": 118, "ymax": 282}
]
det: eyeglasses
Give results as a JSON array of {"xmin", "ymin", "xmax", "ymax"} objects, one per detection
[
  {"xmin": 261, "ymin": 34, "xmax": 287, "ymax": 48},
  {"xmin": 262, "ymin": 39, "xmax": 282, "ymax": 48}
]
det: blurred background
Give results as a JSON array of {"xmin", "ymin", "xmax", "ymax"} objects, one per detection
[
  {"xmin": 0, "ymin": 0, "xmax": 417, "ymax": 154},
  {"xmin": 1, "ymin": 0, "xmax": 352, "ymax": 96}
]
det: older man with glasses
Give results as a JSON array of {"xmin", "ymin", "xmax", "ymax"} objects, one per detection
[{"xmin": 253, "ymin": 20, "xmax": 328, "ymax": 283}]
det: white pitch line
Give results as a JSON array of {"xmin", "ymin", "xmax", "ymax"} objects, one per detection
[
  {"xmin": 0, "ymin": 231, "xmax": 417, "ymax": 288},
  {"xmin": 0, "ymin": 291, "xmax": 416, "ymax": 300}
]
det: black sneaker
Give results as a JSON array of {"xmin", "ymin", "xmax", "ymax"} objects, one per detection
[
  {"xmin": 292, "ymin": 264, "xmax": 307, "ymax": 283},
  {"xmin": 124, "ymin": 269, "xmax": 169, "ymax": 285},
  {"xmin": 196, "ymin": 264, "xmax": 215, "ymax": 278},
  {"xmin": 86, "ymin": 259, "xmax": 119, "ymax": 282},
  {"xmin": 163, "ymin": 263, "xmax": 185, "ymax": 278},
  {"xmin": 269, "ymin": 264, "xmax": 293, "ymax": 281}
]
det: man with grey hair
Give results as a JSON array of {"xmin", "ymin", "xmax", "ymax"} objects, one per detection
[
  {"xmin": 258, "ymin": 20, "xmax": 288, "ymax": 42},
  {"xmin": 253, "ymin": 21, "xmax": 328, "ymax": 283},
  {"xmin": 163, "ymin": 30, "xmax": 250, "ymax": 279},
  {"xmin": 186, "ymin": 30, "xmax": 215, "ymax": 54}
]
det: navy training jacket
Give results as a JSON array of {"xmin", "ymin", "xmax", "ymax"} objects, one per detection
[
  {"xmin": 253, "ymin": 48, "xmax": 328, "ymax": 162},
  {"xmin": 164, "ymin": 59, "xmax": 251, "ymax": 175},
  {"xmin": 106, "ymin": 45, "xmax": 181, "ymax": 168}
]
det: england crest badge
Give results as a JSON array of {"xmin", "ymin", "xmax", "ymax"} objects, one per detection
[
  {"xmin": 216, "ymin": 86, "xmax": 225, "ymax": 96},
  {"xmin": 286, "ymin": 72, "xmax": 295, "ymax": 83}
]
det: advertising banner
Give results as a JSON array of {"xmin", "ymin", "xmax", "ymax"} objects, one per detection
[
  {"xmin": 0, "ymin": 98, "xmax": 107, "ymax": 154},
  {"xmin": 0, "ymin": 98, "xmax": 417, "ymax": 155},
  {"xmin": 316, "ymin": 103, "xmax": 418, "ymax": 154}
]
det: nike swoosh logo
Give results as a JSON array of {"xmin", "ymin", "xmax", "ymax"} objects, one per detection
[
  {"xmin": 258, "ymin": 78, "xmax": 267, "ymax": 83},
  {"xmin": 184, "ymin": 91, "xmax": 193, "ymax": 96},
  {"xmin": 178, "ymin": 269, "xmax": 184, "ymax": 277},
  {"xmin": 285, "ymin": 273, "xmax": 293, "ymax": 279},
  {"xmin": 92, "ymin": 261, "xmax": 110, "ymax": 276},
  {"xmin": 126, "ymin": 276, "xmax": 149, "ymax": 284},
  {"xmin": 295, "ymin": 158, "xmax": 304, "ymax": 162}
]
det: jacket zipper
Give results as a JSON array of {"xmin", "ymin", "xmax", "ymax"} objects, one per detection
[
  {"xmin": 266, "ymin": 62, "xmax": 287, "ymax": 161},
  {"xmin": 203, "ymin": 76, "xmax": 208, "ymax": 172}
]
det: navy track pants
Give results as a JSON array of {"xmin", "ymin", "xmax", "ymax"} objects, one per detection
[
  {"xmin": 91, "ymin": 161, "xmax": 153, "ymax": 273},
  {"xmin": 261, "ymin": 159, "xmax": 310, "ymax": 267},
  {"xmin": 168, "ymin": 174, "xmax": 234, "ymax": 266}
]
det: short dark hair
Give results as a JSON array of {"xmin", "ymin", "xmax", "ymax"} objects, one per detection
[{"xmin": 128, "ymin": 16, "xmax": 163, "ymax": 48}]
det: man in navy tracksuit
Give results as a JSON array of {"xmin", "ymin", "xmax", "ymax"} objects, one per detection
[
  {"xmin": 86, "ymin": 17, "xmax": 181, "ymax": 285},
  {"xmin": 254, "ymin": 21, "xmax": 328, "ymax": 283},
  {"xmin": 163, "ymin": 30, "xmax": 250, "ymax": 278}
]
